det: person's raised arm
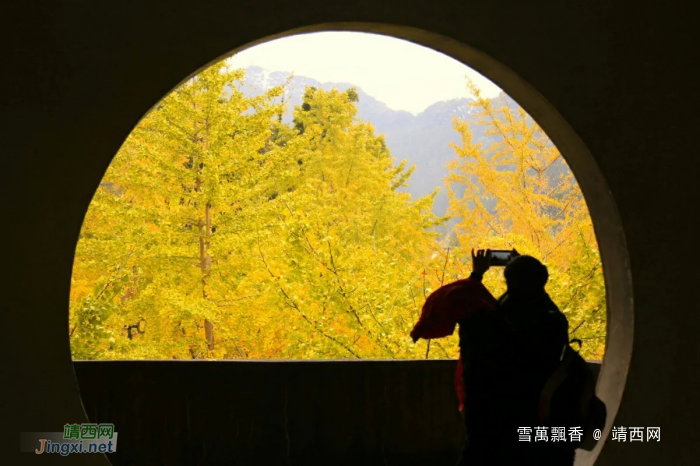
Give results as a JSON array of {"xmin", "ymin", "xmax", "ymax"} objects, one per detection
[{"xmin": 470, "ymin": 248, "xmax": 490, "ymax": 281}]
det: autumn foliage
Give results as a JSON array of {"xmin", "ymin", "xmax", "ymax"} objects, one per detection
[{"xmin": 70, "ymin": 61, "xmax": 605, "ymax": 361}]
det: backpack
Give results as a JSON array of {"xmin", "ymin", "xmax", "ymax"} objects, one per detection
[{"xmin": 537, "ymin": 338, "xmax": 607, "ymax": 451}]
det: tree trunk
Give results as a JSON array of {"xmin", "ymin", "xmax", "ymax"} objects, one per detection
[
  {"xmin": 200, "ymin": 201, "xmax": 214, "ymax": 351},
  {"xmin": 204, "ymin": 319, "xmax": 214, "ymax": 350},
  {"xmin": 195, "ymin": 146, "xmax": 215, "ymax": 352}
]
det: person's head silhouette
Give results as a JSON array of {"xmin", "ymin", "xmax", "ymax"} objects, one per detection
[{"xmin": 504, "ymin": 255, "xmax": 548, "ymax": 296}]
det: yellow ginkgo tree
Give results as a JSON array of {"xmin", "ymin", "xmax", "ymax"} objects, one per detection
[
  {"xmin": 70, "ymin": 64, "xmax": 605, "ymax": 361},
  {"xmin": 444, "ymin": 80, "xmax": 606, "ymax": 359}
]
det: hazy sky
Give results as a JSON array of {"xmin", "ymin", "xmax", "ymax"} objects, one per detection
[{"xmin": 227, "ymin": 31, "xmax": 502, "ymax": 115}]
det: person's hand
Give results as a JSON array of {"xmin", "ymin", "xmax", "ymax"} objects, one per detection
[
  {"xmin": 471, "ymin": 248, "xmax": 490, "ymax": 275},
  {"xmin": 510, "ymin": 248, "xmax": 520, "ymax": 263},
  {"xmin": 410, "ymin": 324, "xmax": 423, "ymax": 343}
]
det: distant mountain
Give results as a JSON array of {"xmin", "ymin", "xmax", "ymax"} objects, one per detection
[
  {"xmin": 240, "ymin": 66, "xmax": 569, "ymax": 221},
  {"xmin": 241, "ymin": 66, "xmax": 416, "ymax": 130}
]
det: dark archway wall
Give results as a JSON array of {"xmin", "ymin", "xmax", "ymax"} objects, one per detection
[{"xmin": 2, "ymin": 1, "xmax": 698, "ymax": 465}]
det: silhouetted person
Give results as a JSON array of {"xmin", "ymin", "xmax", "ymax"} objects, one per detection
[
  {"xmin": 410, "ymin": 251, "xmax": 505, "ymax": 465},
  {"xmin": 455, "ymin": 249, "xmax": 520, "ymax": 465},
  {"xmin": 492, "ymin": 253, "xmax": 575, "ymax": 466},
  {"xmin": 410, "ymin": 250, "xmax": 576, "ymax": 465}
]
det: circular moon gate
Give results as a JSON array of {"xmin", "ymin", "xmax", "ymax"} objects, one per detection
[{"xmin": 71, "ymin": 23, "xmax": 633, "ymax": 466}]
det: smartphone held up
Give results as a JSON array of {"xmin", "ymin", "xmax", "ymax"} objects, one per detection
[{"xmin": 487, "ymin": 249, "xmax": 518, "ymax": 266}]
